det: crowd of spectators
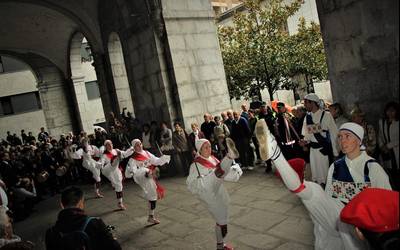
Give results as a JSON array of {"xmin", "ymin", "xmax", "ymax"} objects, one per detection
[{"xmin": 0, "ymin": 100, "xmax": 398, "ymax": 249}]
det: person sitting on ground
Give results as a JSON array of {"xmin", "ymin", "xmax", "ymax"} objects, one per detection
[
  {"xmin": 0, "ymin": 207, "xmax": 30, "ymax": 248},
  {"xmin": 45, "ymin": 186, "xmax": 121, "ymax": 250}
]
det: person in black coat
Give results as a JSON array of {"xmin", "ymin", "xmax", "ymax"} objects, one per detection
[
  {"xmin": 231, "ymin": 111, "xmax": 253, "ymax": 170},
  {"xmin": 45, "ymin": 187, "xmax": 121, "ymax": 250}
]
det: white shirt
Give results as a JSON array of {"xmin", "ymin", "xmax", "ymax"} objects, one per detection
[{"xmin": 326, "ymin": 151, "xmax": 392, "ymax": 203}]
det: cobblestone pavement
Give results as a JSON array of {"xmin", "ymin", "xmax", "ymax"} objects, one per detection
[{"xmin": 15, "ymin": 165, "xmax": 314, "ymax": 250}]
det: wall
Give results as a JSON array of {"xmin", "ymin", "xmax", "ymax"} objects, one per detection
[
  {"xmin": 163, "ymin": 0, "xmax": 232, "ymax": 129},
  {"xmin": 0, "ymin": 70, "xmax": 48, "ymax": 137},
  {"xmin": 316, "ymin": 0, "xmax": 399, "ymax": 125}
]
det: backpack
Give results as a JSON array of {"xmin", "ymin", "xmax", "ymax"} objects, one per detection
[{"xmin": 50, "ymin": 216, "xmax": 95, "ymax": 250}]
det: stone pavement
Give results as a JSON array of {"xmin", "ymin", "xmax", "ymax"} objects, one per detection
[{"xmin": 15, "ymin": 166, "xmax": 314, "ymax": 250}]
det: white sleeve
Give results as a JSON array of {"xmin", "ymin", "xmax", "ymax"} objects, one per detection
[
  {"xmin": 148, "ymin": 152, "xmax": 170, "ymax": 166},
  {"xmin": 370, "ymin": 162, "xmax": 392, "ymax": 190},
  {"xmin": 120, "ymin": 147, "xmax": 134, "ymax": 159},
  {"xmin": 223, "ymin": 164, "xmax": 243, "ymax": 182},
  {"xmin": 125, "ymin": 159, "xmax": 135, "ymax": 179},
  {"xmin": 186, "ymin": 163, "xmax": 220, "ymax": 195},
  {"xmin": 324, "ymin": 164, "xmax": 335, "ymax": 197},
  {"xmin": 377, "ymin": 119, "xmax": 385, "ymax": 148},
  {"xmin": 326, "ymin": 112, "xmax": 339, "ymax": 157},
  {"xmin": 301, "ymin": 117, "xmax": 310, "ymax": 141},
  {"xmin": 71, "ymin": 148, "xmax": 83, "ymax": 159},
  {"xmin": 387, "ymin": 123, "xmax": 399, "ymax": 149}
]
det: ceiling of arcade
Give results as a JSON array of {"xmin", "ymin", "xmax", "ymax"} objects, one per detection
[{"xmin": 0, "ymin": 0, "xmax": 102, "ymax": 77}]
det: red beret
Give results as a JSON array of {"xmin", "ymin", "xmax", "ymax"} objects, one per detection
[
  {"xmin": 275, "ymin": 158, "xmax": 306, "ymax": 183},
  {"xmin": 340, "ymin": 188, "xmax": 399, "ymax": 233}
]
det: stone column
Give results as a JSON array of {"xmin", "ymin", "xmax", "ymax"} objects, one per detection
[
  {"xmin": 162, "ymin": 0, "xmax": 232, "ymax": 129},
  {"xmin": 92, "ymin": 53, "xmax": 118, "ymax": 127},
  {"xmin": 316, "ymin": 0, "xmax": 399, "ymax": 125},
  {"xmin": 37, "ymin": 79, "xmax": 75, "ymax": 137},
  {"xmin": 70, "ymin": 75, "xmax": 93, "ymax": 133}
]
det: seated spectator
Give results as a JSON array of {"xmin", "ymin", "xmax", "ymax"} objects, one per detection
[
  {"xmin": 45, "ymin": 187, "xmax": 121, "ymax": 250},
  {"xmin": 0, "ymin": 207, "xmax": 23, "ymax": 248}
]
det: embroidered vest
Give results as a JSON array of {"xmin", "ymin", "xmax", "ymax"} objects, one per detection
[{"xmin": 331, "ymin": 157, "xmax": 377, "ymax": 203}]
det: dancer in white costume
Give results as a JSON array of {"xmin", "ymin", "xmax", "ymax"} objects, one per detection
[
  {"xmin": 72, "ymin": 138, "xmax": 104, "ymax": 198},
  {"xmin": 255, "ymin": 119, "xmax": 392, "ymax": 250},
  {"xmin": 101, "ymin": 140, "xmax": 134, "ymax": 210},
  {"xmin": 186, "ymin": 138, "xmax": 242, "ymax": 250},
  {"xmin": 125, "ymin": 139, "xmax": 171, "ymax": 224}
]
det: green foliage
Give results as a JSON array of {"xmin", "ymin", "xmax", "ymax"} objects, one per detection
[{"xmin": 218, "ymin": 0, "xmax": 328, "ymax": 100}]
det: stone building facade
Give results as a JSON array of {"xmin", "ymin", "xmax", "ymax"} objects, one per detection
[{"xmin": 0, "ymin": 0, "xmax": 232, "ymax": 136}]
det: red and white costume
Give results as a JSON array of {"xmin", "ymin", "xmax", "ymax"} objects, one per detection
[
  {"xmin": 186, "ymin": 139, "xmax": 242, "ymax": 250},
  {"xmin": 73, "ymin": 144, "xmax": 103, "ymax": 182},
  {"xmin": 101, "ymin": 148, "xmax": 133, "ymax": 193},
  {"xmin": 125, "ymin": 139, "xmax": 170, "ymax": 224},
  {"xmin": 256, "ymin": 120, "xmax": 381, "ymax": 250},
  {"xmin": 125, "ymin": 150, "xmax": 170, "ymax": 201}
]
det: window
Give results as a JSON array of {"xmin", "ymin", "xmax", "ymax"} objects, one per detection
[
  {"xmin": 85, "ymin": 81, "xmax": 101, "ymax": 100},
  {"xmin": 0, "ymin": 97, "xmax": 13, "ymax": 115},
  {"xmin": 0, "ymin": 92, "xmax": 41, "ymax": 116},
  {"xmin": 0, "ymin": 57, "xmax": 4, "ymax": 73}
]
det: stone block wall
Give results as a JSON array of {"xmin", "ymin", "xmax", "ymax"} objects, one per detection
[
  {"xmin": 162, "ymin": 0, "xmax": 232, "ymax": 128},
  {"xmin": 316, "ymin": 0, "xmax": 399, "ymax": 125}
]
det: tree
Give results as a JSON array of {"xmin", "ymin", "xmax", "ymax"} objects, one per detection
[
  {"xmin": 285, "ymin": 17, "xmax": 328, "ymax": 93},
  {"xmin": 218, "ymin": 0, "xmax": 302, "ymax": 100}
]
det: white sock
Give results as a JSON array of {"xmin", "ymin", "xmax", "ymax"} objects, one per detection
[
  {"xmin": 118, "ymin": 198, "xmax": 123, "ymax": 203},
  {"xmin": 215, "ymin": 225, "xmax": 224, "ymax": 244},
  {"xmin": 149, "ymin": 209, "xmax": 155, "ymax": 216}
]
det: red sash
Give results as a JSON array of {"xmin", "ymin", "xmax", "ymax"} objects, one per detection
[
  {"xmin": 104, "ymin": 150, "xmax": 125, "ymax": 181},
  {"xmin": 132, "ymin": 151, "xmax": 165, "ymax": 199},
  {"xmin": 104, "ymin": 151, "xmax": 117, "ymax": 162},
  {"xmin": 193, "ymin": 156, "xmax": 220, "ymax": 169}
]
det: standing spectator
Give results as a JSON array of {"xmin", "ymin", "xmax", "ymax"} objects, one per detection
[
  {"xmin": 37, "ymin": 127, "xmax": 49, "ymax": 143},
  {"xmin": 172, "ymin": 122, "xmax": 192, "ymax": 176},
  {"xmin": 108, "ymin": 126, "xmax": 123, "ymax": 150},
  {"xmin": 248, "ymin": 109, "xmax": 261, "ymax": 163},
  {"xmin": 301, "ymin": 93, "xmax": 338, "ymax": 187},
  {"xmin": 26, "ymin": 132, "xmax": 35, "ymax": 145},
  {"xmin": 188, "ymin": 123, "xmax": 205, "ymax": 157},
  {"xmin": 220, "ymin": 111, "xmax": 228, "ymax": 123},
  {"xmin": 5, "ymin": 133, "xmax": 12, "ymax": 145},
  {"xmin": 12, "ymin": 134, "xmax": 22, "ymax": 146},
  {"xmin": 224, "ymin": 110, "xmax": 234, "ymax": 132},
  {"xmin": 378, "ymin": 102, "xmax": 399, "ymax": 187},
  {"xmin": 240, "ymin": 104, "xmax": 249, "ymax": 120},
  {"xmin": 274, "ymin": 102, "xmax": 300, "ymax": 160},
  {"xmin": 231, "ymin": 111, "xmax": 253, "ymax": 170},
  {"xmin": 20, "ymin": 130, "xmax": 27, "ymax": 145},
  {"xmin": 213, "ymin": 116, "xmax": 230, "ymax": 159},
  {"xmin": 45, "ymin": 187, "xmax": 121, "ymax": 250},
  {"xmin": 150, "ymin": 121, "xmax": 159, "ymax": 154},
  {"xmin": 258, "ymin": 103, "xmax": 275, "ymax": 172},
  {"xmin": 141, "ymin": 124, "xmax": 152, "ymax": 151},
  {"xmin": 329, "ymin": 103, "xmax": 349, "ymax": 129},
  {"xmin": 159, "ymin": 122, "xmax": 173, "ymax": 153},
  {"xmin": 350, "ymin": 106, "xmax": 378, "ymax": 158},
  {"xmin": 201, "ymin": 113, "xmax": 216, "ymax": 141}
]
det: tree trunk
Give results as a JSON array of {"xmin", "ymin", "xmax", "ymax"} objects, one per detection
[{"xmin": 268, "ymin": 87, "xmax": 274, "ymax": 101}]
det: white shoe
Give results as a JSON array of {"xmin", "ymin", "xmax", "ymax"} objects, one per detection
[
  {"xmin": 147, "ymin": 215, "xmax": 160, "ymax": 224},
  {"xmin": 248, "ymin": 166, "xmax": 254, "ymax": 170},
  {"xmin": 226, "ymin": 138, "xmax": 239, "ymax": 159},
  {"xmin": 255, "ymin": 120, "xmax": 279, "ymax": 161}
]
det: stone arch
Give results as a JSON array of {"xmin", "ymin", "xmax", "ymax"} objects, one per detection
[
  {"xmin": 69, "ymin": 32, "xmax": 106, "ymax": 132},
  {"xmin": 107, "ymin": 32, "xmax": 135, "ymax": 115},
  {"xmin": 0, "ymin": 50, "xmax": 77, "ymax": 136}
]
